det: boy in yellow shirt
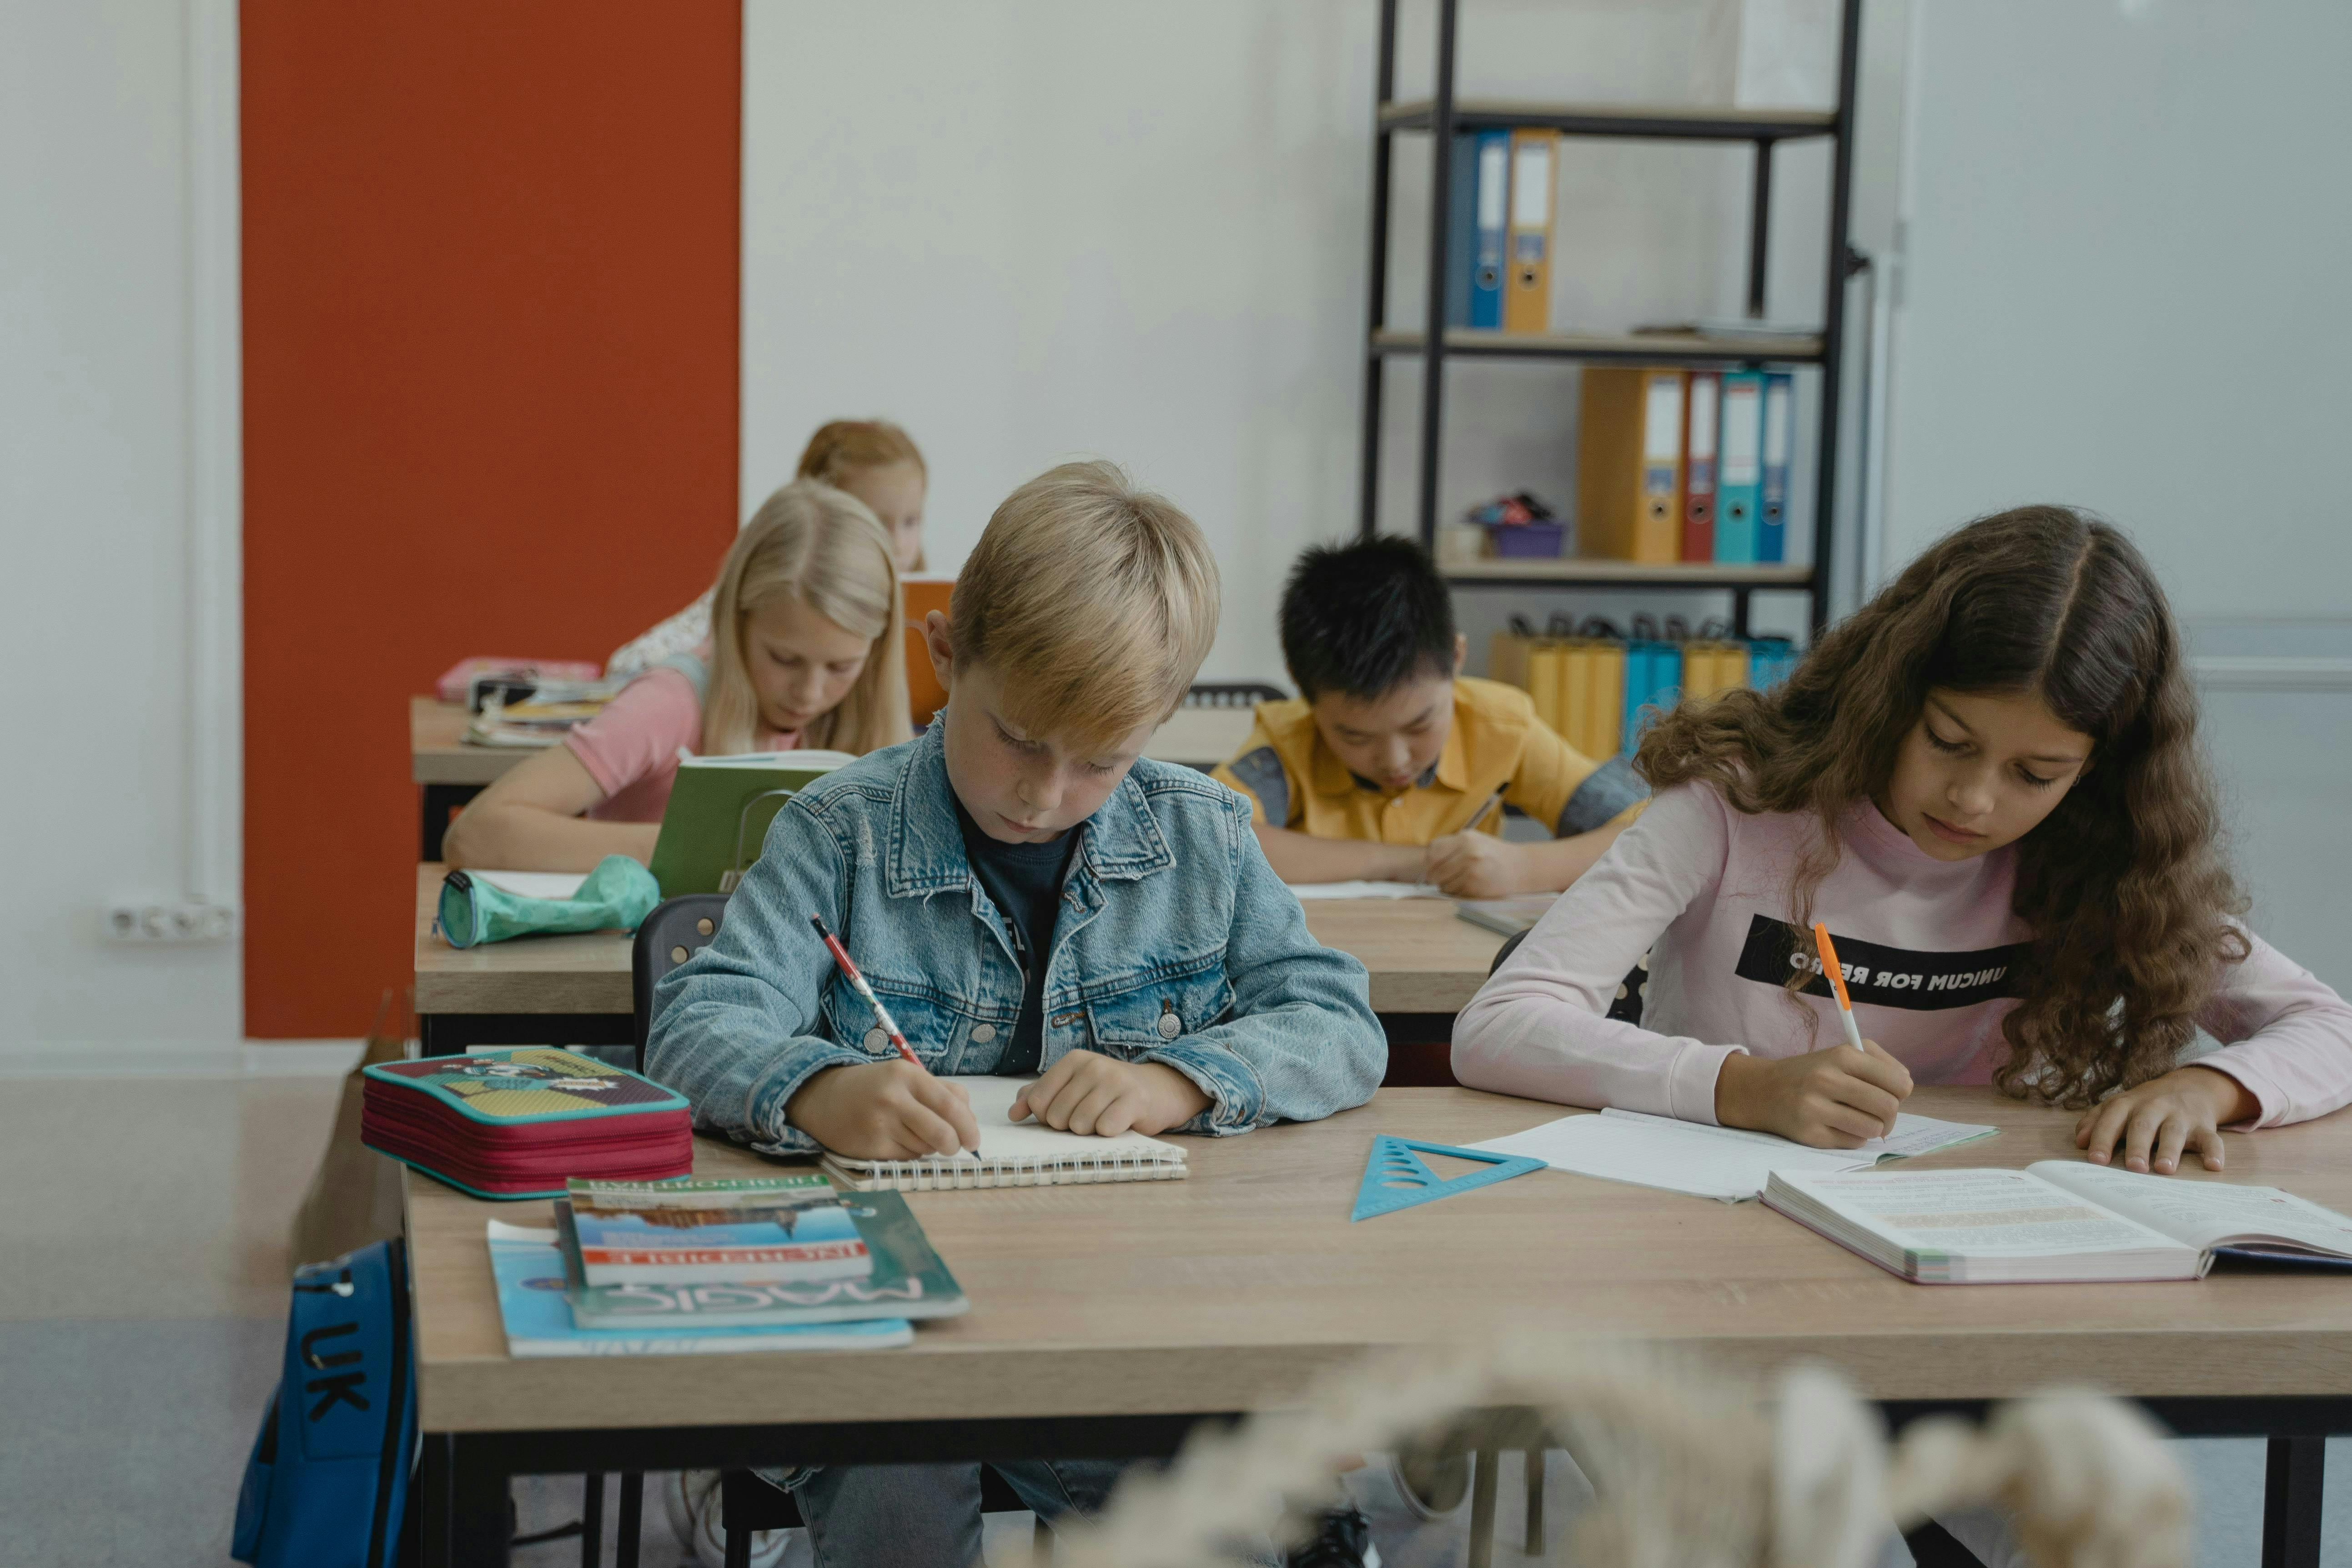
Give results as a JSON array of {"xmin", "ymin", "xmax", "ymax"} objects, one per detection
[{"xmin": 1212, "ymin": 537, "xmax": 1643, "ymax": 897}]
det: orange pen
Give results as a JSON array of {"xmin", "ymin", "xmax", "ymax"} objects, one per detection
[{"xmin": 1811, "ymin": 920, "xmax": 1868, "ymax": 1053}]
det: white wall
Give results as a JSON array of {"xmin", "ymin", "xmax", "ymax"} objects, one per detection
[
  {"xmin": 741, "ymin": 0, "xmax": 1858, "ymax": 685},
  {"xmin": 0, "ymin": 0, "xmax": 242, "ymax": 1059},
  {"xmin": 1882, "ymin": 0, "xmax": 2352, "ymax": 979},
  {"xmin": 1884, "ymin": 0, "xmax": 2352, "ymax": 601}
]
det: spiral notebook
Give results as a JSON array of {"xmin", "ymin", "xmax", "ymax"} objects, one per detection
[{"xmin": 818, "ymin": 1075, "xmax": 1190, "ymax": 1191}]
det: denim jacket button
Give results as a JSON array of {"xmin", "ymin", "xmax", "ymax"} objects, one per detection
[
  {"xmin": 863, "ymin": 1028, "xmax": 888, "ymax": 1052},
  {"xmin": 1156, "ymin": 1012, "xmax": 1182, "ymax": 1040},
  {"xmin": 970, "ymin": 1023, "xmax": 997, "ymax": 1045}
]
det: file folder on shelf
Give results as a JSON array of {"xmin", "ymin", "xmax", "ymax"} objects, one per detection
[
  {"xmin": 1446, "ymin": 134, "xmax": 1478, "ymax": 328},
  {"xmin": 1585, "ymin": 640, "xmax": 1626, "ymax": 760},
  {"xmin": 1714, "ymin": 371, "xmax": 1764, "ymax": 564},
  {"xmin": 1682, "ymin": 640, "xmax": 1751, "ymax": 700},
  {"xmin": 1503, "ymin": 130, "xmax": 1557, "ymax": 334},
  {"xmin": 1577, "ymin": 367, "xmax": 1685, "ymax": 563},
  {"xmin": 1680, "ymin": 370, "xmax": 1719, "ymax": 563},
  {"xmin": 1471, "ymin": 130, "xmax": 1508, "ymax": 329},
  {"xmin": 1759, "ymin": 371, "xmax": 1794, "ymax": 563},
  {"xmin": 1623, "ymin": 639, "xmax": 1683, "ymax": 755}
]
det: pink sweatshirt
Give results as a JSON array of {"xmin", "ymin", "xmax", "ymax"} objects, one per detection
[
  {"xmin": 563, "ymin": 660, "xmax": 798, "ymax": 824},
  {"xmin": 1452, "ymin": 781, "xmax": 2352, "ymax": 1130}
]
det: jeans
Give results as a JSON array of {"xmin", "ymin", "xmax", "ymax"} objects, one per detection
[{"xmin": 784, "ymin": 1458, "xmax": 1131, "ymax": 1568}]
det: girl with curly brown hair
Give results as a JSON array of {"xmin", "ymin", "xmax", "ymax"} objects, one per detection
[{"xmin": 1454, "ymin": 505, "xmax": 2352, "ymax": 1176}]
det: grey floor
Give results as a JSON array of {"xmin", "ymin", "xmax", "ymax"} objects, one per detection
[{"xmin": 0, "ymin": 1070, "xmax": 2345, "ymax": 1567}]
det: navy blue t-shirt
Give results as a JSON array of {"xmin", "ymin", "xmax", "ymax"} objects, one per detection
[{"xmin": 953, "ymin": 797, "xmax": 1081, "ymax": 1074}]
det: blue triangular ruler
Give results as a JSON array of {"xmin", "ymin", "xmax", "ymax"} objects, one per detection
[{"xmin": 1351, "ymin": 1135, "xmax": 1545, "ymax": 1221}]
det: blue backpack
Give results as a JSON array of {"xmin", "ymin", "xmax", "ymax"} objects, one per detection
[{"xmin": 233, "ymin": 1238, "xmax": 417, "ymax": 1568}]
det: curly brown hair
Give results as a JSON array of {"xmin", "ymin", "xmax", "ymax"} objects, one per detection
[{"xmin": 1634, "ymin": 505, "xmax": 2247, "ymax": 1108}]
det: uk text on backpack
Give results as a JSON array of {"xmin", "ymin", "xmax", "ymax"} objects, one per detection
[{"xmin": 233, "ymin": 1237, "xmax": 416, "ymax": 1568}]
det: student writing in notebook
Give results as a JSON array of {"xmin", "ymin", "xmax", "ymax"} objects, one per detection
[
  {"xmin": 440, "ymin": 481, "xmax": 911, "ymax": 872},
  {"xmin": 647, "ymin": 461, "xmax": 1383, "ymax": 1566},
  {"xmin": 607, "ymin": 418, "xmax": 930, "ymax": 676},
  {"xmin": 1455, "ymin": 506, "xmax": 2352, "ymax": 1180},
  {"xmin": 1211, "ymin": 537, "xmax": 1645, "ymax": 896}
]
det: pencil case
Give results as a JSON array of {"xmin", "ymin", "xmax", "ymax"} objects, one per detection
[
  {"xmin": 437, "ymin": 854, "xmax": 661, "ymax": 949},
  {"xmin": 361, "ymin": 1047, "xmax": 693, "ymax": 1198}
]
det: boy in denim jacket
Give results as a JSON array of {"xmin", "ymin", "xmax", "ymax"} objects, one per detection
[{"xmin": 649, "ymin": 460, "xmax": 1384, "ymax": 1566}]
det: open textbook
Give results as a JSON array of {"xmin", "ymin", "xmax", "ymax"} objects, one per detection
[
  {"xmin": 1764, "ymin": 1161, "xmax": 2352, "ymax": 1283},
  {"xmin": 1467, "ymin": 1106, "xmax": 1997, "ymax": 1202}
]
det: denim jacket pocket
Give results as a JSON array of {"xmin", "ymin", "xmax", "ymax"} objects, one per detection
[
  {"xmin": 1081, "ymin": 960, "xmax": 1236, "ymax": 1058},
  {"xmin": 822, "ymin": 977, "xmax": 1014, "ymax": 1069}
]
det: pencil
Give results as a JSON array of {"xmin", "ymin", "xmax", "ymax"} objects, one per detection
[
  {"xmin": 1810, "ymin": 920, "xmax": 1867, "ymax": 1053},
  {"xmin": 1461, "ymin": 784, "xmax": 1508, "ymax": 835},
  {"xmin": 809, "ymin": 914, "xmax": 921, "ymax": 1069}
]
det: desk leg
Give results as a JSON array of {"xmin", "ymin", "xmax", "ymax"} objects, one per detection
[
  {"xmin": 415, "ymin": 1433, "xmax": 452, "ymax": 1568},
  {"xmin": 1467, "ymin": 1447, "xmax": 1499, "ymax": 1568},
  {"xmin": 447, "ymin": 1434, "xmax": 514, "ymax": 1568},
  {"xmin": 2263, "ymin": 1436, "xmax": 2324, "ymax": 1568},
  {"xmin": 580, "ymin": 1473, "xmax": 603, "ymax": 1568}
]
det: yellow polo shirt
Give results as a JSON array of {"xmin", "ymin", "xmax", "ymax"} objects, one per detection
[{"xmin": 1209, "ymin": 676, "xmax": 1646, "ymax": 845}]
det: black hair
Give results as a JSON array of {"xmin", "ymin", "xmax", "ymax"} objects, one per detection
[{"xmin": 1278, "ymin": 536, "xmax": 1457, "ymax": 700}]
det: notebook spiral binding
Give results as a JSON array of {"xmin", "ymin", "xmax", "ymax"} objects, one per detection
[{"xmin": 837, "ymin": 1150, "xmax": 1188, "ymax": 1191}]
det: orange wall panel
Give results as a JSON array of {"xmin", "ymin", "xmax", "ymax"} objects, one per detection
[{"xmin": 241, "ymin": 4, "xmax": 741, "ymax": 1036}]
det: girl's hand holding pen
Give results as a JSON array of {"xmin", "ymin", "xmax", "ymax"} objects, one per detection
[
  {"xmin": 1715, "ymin": 917, "xmax": 1916, "ymax": 1149},
  {"xmin": 1713, "ymin": 1040, "xmax": 1913, "ymax": 1148}
]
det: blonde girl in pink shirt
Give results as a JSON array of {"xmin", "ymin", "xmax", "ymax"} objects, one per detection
[
  {"xmin": 443, "ymin": 480, "xmax": 911, "ymax": 871},
  {"xmin": 1456, "ymin": 505, "xmax": 2352, "ymax": 1177}
]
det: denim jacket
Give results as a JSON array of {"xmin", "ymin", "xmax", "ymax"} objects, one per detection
[{"xmin": 646, "ymin": 725, "xmax": 1385, "ymax": 1153}]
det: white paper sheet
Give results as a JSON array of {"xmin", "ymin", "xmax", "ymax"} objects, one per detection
[
  {"xmin": 1467, "ymin": 1106, "xmax": 1998, "ymax": 1203},
  {"xmin": 1285, "ymin": 880, "xmax": 1442, "ymax": 900},
  {"xmin": 469, "ymin": 869, "xmax": 590, "ymax": 900}
]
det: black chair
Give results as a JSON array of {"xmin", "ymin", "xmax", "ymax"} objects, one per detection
[
  {"xmin": 631, "ymin": 893, "xmax": 731, "ymax": 1071},
  {"xmin": 1488, "ymin": 928, "xmax": 1648, "ymax": 1025}
]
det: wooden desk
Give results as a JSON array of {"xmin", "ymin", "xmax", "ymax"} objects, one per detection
[
  {"xmin": 411, "ymin": 699, "xmax": 1256, "ymax": 859},
  {"xmin": 406, "ymin": 1086, "xmax": 2352, "ymax": 1565},
  {"xmin": 413, "ymin": 865, "xmax": 1502, "ymax": 1059}
]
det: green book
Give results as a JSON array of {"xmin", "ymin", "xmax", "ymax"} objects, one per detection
[
  {"xmin": 647, "ymin": 750, "xmax": 855, "ymax": 898},
  {"xmin": 556, "ymin": 1185, "xmax": 969, "ymax": 1328}
]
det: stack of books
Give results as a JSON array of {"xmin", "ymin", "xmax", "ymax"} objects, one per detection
[
  {"xmin": 361, "ymin": 1048, "xmax": 694, "ymax": 1198},
  {"xmin": 488, "ymin": 1174, "xmax": 969, "ymax": 1356}
]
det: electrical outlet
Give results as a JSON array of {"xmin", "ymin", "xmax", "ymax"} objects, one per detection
[{"xmin": 104, "ymin": 900, "xmax": 239, "ymax": 945}]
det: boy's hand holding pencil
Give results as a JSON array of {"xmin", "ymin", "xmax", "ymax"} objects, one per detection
[
  {"xmin": 1711, "ymin": 922, "xmax": 1915, "ymax": 1149},
  {"xmin": 788, "ymin": 915, "xmax": 982, "ymax": 1161}
]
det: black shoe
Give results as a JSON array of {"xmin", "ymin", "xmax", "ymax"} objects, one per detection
[{"xmin": 1286, "ymin": 1505, "xmax": 1381, "ymax": 1568}]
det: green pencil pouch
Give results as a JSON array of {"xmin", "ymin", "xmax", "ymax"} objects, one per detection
[{"xmin": 437, "ymin": 856, "xmax": 663, "ymax": 949}]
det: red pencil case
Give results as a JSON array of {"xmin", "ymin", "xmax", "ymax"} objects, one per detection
[{"xmin": 362, "ymin": 1047, "xmax": 695, "ymax": 1199}]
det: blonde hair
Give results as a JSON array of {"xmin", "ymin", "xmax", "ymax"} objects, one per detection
[
  {"xmin": 703, "ymin": 480, "xmax": 913, "ymax": 756},
  {"xmin": 950, "ymin": 461, "xmax": 1220, "ymax": 749},
  {"xmin": 1057, "ymin": 1337, "xmax": 2188, "ymax": 1568},
  {"xmin": 799, "ymin": 419, "xmax": 926, "ymax": 572},
  {"xmin": 796, "ymin": 418, "xmax": 926, "ymax": 484}
]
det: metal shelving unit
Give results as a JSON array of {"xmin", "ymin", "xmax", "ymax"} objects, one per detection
[{"xmin": 1356, "ymin": 0, "xmax": 1864, "ymax": 635}]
